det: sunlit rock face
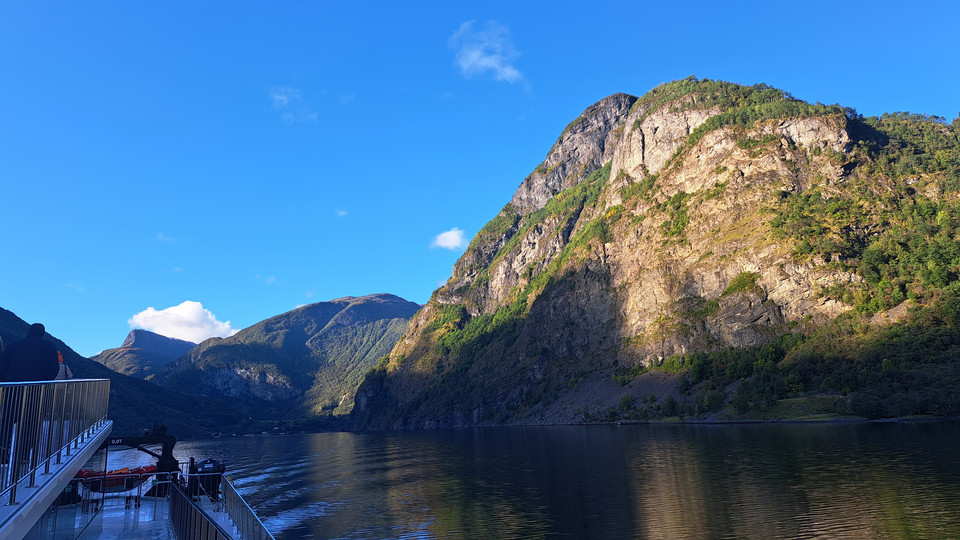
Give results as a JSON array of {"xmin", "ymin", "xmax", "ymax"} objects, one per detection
[{"xmin": 353, "ymin": 80, "xmax": 869, "ymax": 430}]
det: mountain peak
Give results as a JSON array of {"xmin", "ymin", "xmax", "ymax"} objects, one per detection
[
  {"xmin": 121, "ymin": 329, "xmax": 196, "ymax": 353},
  {"xmin": 92, "ymin": 329, "xmax": 197, "ymax": 379},
  {"xmin": 510, "ymin": 92, "xmax": 637, "ymax": 213}
]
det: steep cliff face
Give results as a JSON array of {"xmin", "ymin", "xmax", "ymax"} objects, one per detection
[
  {"xmin": 153, "ymin": 293, "xmax": 419, "ymax": 417},
  {"xmin": 510, "ymin": 93, "xmax": 636, "ymax": 212},
  {"xmin": 353, "ymin": 78, "xmax": 960, "ymax": 429}
]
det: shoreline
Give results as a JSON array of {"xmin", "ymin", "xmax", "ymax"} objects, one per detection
[{"xmin": 174, "ymin": 414, "xmax": 958, "ymax": 439}]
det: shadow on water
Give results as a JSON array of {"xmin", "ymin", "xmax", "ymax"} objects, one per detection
[{"xmin": 165, "ymin": 422, "xmax": 960, "ymax": 539}]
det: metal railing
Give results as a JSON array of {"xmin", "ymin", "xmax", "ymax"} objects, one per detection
[
  {"xmin": 222, "ymin": 475, "xmax": 275, "ymax": 540},
  {"xmin": 169, "ymin": 481, "xmax": 233, "ymax": 540},
  {"xmin": 57, "ymin": 472, "xmax": 173, "ymax": 537},
  {"xmin": 68, "ymin": 469, "xmax": 275, "ymax": 540},
  {"xmin": 0, "ymin": 379, "xmax": 110, "ymax": 505}
]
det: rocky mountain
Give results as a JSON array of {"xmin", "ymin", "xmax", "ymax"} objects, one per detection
[
  {"xmin": 0, "ymin": 307, "xmax": 240, "ymax": 436},
  {"xmin": 353, "ymin": 77, "xmax": 960, "ymax": 430},
  {"xmin": 91, "ymin": 329, "xmax": 196, "ymax": 378},
  {"xmin": 152, "ymin": 293, "xmax": 420, "ymax": 418}
]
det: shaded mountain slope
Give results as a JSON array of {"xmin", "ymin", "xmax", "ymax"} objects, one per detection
[
  {"xmin": 91, "ymin": 329, "xmax": 196, "ymax": 378},
  {"xmin": 0, "ymin": 307, "xmax": 240, "ymax": 436},
  {"xmin": 153, "ymin": 293, "xmax": 419, "ymax": 418},
  {"xmin": 353, "ymin": 77, "xmax": 960, "ymax": 430}
]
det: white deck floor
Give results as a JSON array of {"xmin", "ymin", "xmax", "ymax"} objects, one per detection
[
  {"xmin": 71, "ymin": 497, "xmax": 174, "ymax": 540},
  {"xmin": 48, "ymin": 493, "xmax": 241, "ymax": 539}
]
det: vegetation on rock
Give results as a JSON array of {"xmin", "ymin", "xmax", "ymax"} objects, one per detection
[{"xmin": 353, "ymin": 77, "xmax": 960, "ymax": 429}]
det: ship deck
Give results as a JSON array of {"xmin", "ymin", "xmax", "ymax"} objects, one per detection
[{"xmin": 51, "ymin": 494, "xmax": 241, "ymax": 539}]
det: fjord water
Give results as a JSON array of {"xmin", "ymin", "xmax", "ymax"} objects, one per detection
[{"xmin": 169, "ymin": 422, "xmax": 959, "ymax": 539}]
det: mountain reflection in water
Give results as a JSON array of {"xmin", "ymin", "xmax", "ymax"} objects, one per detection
[{"xmin": 115, "ymin": 422, "xmax": 960, "ymax": 539}]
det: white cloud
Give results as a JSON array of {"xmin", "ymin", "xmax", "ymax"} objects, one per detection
[
  {"xmin": 431, "ymin": 227, "xmax": 468, "ymax": 250},
  {"xmin": 157, "ymin": 233, "xmax": 177, "ymax": 243},
  {"xmin": 449, "ymin": 20, "xmax": 523, "ymax": 84},
  {"xmin": 255, "ymin": 274, "xmax": 278, "ymax": 284},
  {"xmin": 339, "ymin": 93, "xmax": 356, "ymax": 104},
  {"xmin": 128, "ymin": 301, "xmax": 237, "ymax": 343},
  {"xmin": 281, "ymin": 109, "xmax": 318, "ymax": 124},
  {"xmin": 335, "ymin": 209, "xmax": 348, "ymax": 217},
  {"xmin": 269, "ymin": 86, "xmax": 301, "ymax": 108},
  {"xmin": 269, "ymin": 86, "xmax": 318, "ymax": 123}
]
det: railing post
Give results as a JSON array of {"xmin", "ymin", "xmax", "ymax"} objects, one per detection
[
  {"xmin": 70, "ymin": 382, "xmax": 79, "ymax": 451},
  {"xmin": 25, "ymin": 385, "xmax": 42, "ymax": 487},
  {"xmin": 56, "ymin": 382, "xmax": 66, "ymax": 464},
  {"xmin": 6, "ymin": 423, "xmax": 18, "ymax": 505},
  {"xmin": 42, "ymin": 383, "xmax": 55, "ymax": 475},
  {"xmin": 7, "ymin": 385, "xmax": 31, "ymax": 505},
  {"xmin": 28, "ymin": 448, "xmax": 36, "ymax": 488}
]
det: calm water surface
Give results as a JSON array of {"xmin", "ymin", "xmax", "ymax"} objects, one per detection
[{"xmin": 114, "ymin": 422, "xmax": 960, "ymax": 539}]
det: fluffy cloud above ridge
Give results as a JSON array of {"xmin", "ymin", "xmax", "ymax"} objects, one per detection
[
  {"xmin": 449, "ymin": 20, "xmax": 523, "ymax": 83},
  {"xmin": 128, "ymin": 301, "xmax": 237, "ymax": 343},
  {"xmin": 431, "ymin": 228, "xmax": 467, "ymax": 250}
]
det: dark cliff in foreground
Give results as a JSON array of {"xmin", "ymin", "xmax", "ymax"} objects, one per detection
[
  {"xmin": 91, "ymin": 329, "xmax": 196, "ymax": 378},
  {"xmin": 353, "ymin": 77, "xmax": 960, "ymax": 430}
]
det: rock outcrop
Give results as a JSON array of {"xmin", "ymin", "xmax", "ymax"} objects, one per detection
[{"xmin": 511, "ymin": 93, "xmax": 636, "ymax": 212}]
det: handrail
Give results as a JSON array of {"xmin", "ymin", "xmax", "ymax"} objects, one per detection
[
  {"xmin": 68, "ymin": 463, "xmax": 275, "ymax": 539},
  {"xmin": 169, "ymin": 481, "xmax": 233, "ymax": 540},
  {"xmin": 0, "ymin": 379, "xmax": 111, "ymax": 504},
  {"xmin": 222, "ymin": 475, "xmax": 276, "ymax": 540}
]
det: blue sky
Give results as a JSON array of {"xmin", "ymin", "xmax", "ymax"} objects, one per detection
[{"xmin": 2, "ymin": 1, "xmax": 958, "ymax": 356}]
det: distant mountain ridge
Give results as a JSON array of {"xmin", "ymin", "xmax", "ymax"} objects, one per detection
[
  {"xmin": 153, "ymin": 293, "xmax": 420, "ymax": 418},
  {"xmin": 121, "ymin": 329, "xmax": 196, "ymax": 357},
  {"xmin": 0, "ymin": 306, "xmax": 240, "ymax": 436},
  {"xmin": 92, "ymin": 329, "xmax": 196, "ymax": 378}
]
